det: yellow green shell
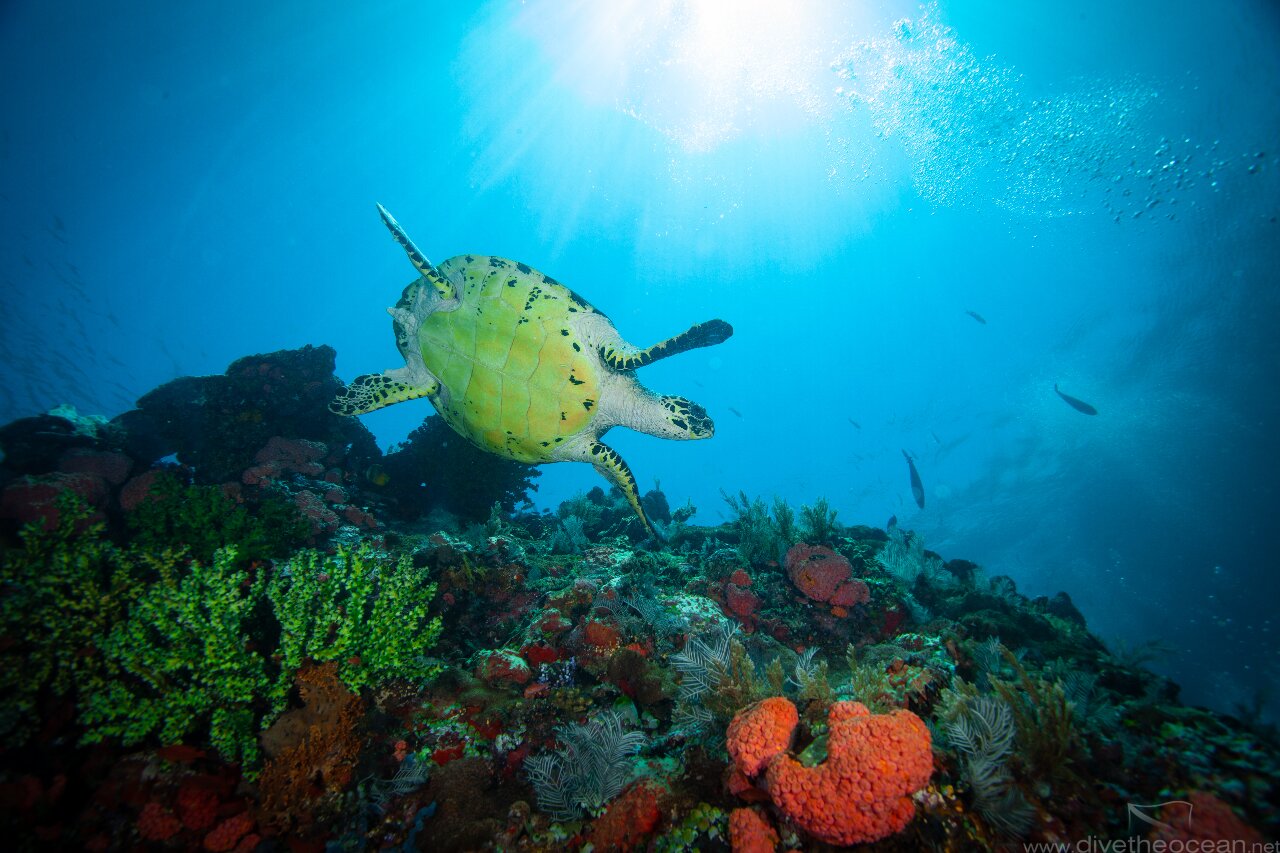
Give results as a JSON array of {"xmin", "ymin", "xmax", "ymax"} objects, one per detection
[{"xmin": 414, "ymin": 255, "xmax": 599, "ymax": 462}]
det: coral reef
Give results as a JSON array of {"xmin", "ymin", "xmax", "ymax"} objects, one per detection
[
  {"xmin": 124, "ymin": 471, "xmax": 307, "ymax": 564},
  {"xmin": 0, "ymin": 496, "xmax": 144, "ymax": 746},
  {"xmin": 267, "ymin": 545, "xmax": 443, "ymax": 695},
  {"xmin": 726, "ymin": 697, "xmax": 798, "ymax": 777},
  {"xmin": 380, "ymin": 415, "xmax": 540, "ymax": 523},
  {"xmin": 1, "ymin": 367, "xmax": 1278, "ymax": 850},
  {"xmin": 111, "ymin": 345, "xmax": 377, "ymax": 483}
]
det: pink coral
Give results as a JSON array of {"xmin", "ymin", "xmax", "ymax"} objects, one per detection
[
  {"xmin": 176, "ymin": 781, "xmax": 219, "ymax": 831},
  {"xmin": 136, "ymin": 802, "xmax": 182, "ymax": 842},
  {"xmin": 0, "ymin": 472, "xmax": 108, "ymax": 530},
  {"xmin": 202, "ymin": 812, "xmax": 254, "ymax": 852},
  {"xmin": 1150, "ymin": 791, "xmax": 1262, "ymax": 844},
  {"xmin": 479, "ymin": 650, "xmax": 532, "ymax": 686},
  {"xmin": 57, "ymin": 449, "xmax": 133, "ymax": 485},
  {"xmin": 784, "ymin": 543, "xmax": 869, "ymax": 608},
  {"xmin": 581, "ymin": 779, "xmax": 664, "ymax": 852},
  {"xmin": 727, "ymin": 698, "xmax": 933, "ymax": 846},
  {"xmin": 119, "ymin": 469, "xmax": 164, "ymax": 511},
  {"xmin": 293, "ymin": 489, "xmax": 339, "ymax": 537},
  {"xmin": 831, "ymin": 577, "xmax": 870, "ymax": 606},
  {"xmin": 725, "ymin": 580, "xmax": 761, "ymax": 626},
  {"xmin": 242, "ymin": 436, "xmax": 327, "ymax": 485}
]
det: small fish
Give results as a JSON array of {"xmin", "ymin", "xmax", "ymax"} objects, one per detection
[
  {"xmin": 965, "ymin": 310, "xmax": 987, "ymax": 325},
  {"xmin": 902, "ymin": 449, "xmax": 925, "ymax": 509},
  {"xmin": 365, "ymin": 464, "xmax": 391, "ymax": 487},
  {"xmin": 728, "ymin": 406, "xmax": 743, "ymax": 418},
  {"xmin": 847, "ymin": 417, "xmax": 861, "ymax": 429},
  {"xmin": 1054, "ymin": 383, "xmax": 1098, "ymax": 416}
]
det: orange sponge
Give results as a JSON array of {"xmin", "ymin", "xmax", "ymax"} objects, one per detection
[
  {"xmin": 729, "ymin": 807, "xmax": 779, "ymax": 853},
  {"xmin": 726, "ymin": 697, "xmax": 798, "ymax": 777},
  {"xmin": 727, "ymin": 698, "xmax": 933, "ymax": 846}
]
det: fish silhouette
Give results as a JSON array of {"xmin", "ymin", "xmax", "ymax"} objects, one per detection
[
  {"xmin": 965, "ymin": 310, "xmax": 986, "ymax": 325},
  {"xmin": 1054, "ymin": 384, "xmax": 1098, "ymax": 415},
  {"xmin": 902, "ymin": 449, "xmax": 925, "ymax": 509}
]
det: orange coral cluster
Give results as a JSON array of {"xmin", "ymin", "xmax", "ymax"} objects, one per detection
[
  {"xmin": 729, "ymin": 807, "xmax": 779, "ymax": 853},
  {"xmin": 726, "ymin": 697, "xmax": 798, "ymax": 777},
  {"xmin": 727, "ymin": 698, "xmax": 933, "ymax": 846},
  {"xmin": 581, "ymin": 779, "xmax": 666, "ymax": 852},
  {"xmin": 256, "ymin": 662, "xmax": 364, "ymax": 835}
]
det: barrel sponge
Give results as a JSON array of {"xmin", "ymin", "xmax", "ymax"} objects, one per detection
[
  {"xmin": 726, "ymin": 697, "xmax": 799, "ymax": 777},
  {"xmin": 764, "ymin": 700, "xmax": 933, "ymax": 846}
]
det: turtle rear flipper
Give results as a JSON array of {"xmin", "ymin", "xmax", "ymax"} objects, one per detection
[
  {"xmin": 331, "ymin": 371, "xmax": 440, "ymax": 416},
  {"xmin": 575, "ymin": 440, "xmax": 663, "ymax": 542},
  {"xmin": 599, "ymin": 319, "xmax": 733, "ymax": 370}
]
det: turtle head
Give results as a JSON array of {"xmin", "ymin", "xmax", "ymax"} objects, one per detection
[{"xmin": 659, "ymin": 395, "xmax": 714, "ymax": 439}]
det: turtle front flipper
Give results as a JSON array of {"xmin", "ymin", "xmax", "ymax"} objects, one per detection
[
  {"xmin": 598, "ymin": 319, "xmax": 733, "ymax": 370},
  {"xmin": 331, "ymin": 371, "xmax": 440, "ymax": 416},
  {"xmin": 376, "ymin": 203, "xmax": 458, "ymax": 302},
  {"xmin": 581, "ymin": 440, "xmax": 664, "ymax": 542}
]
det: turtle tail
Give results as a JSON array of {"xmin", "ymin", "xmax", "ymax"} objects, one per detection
[{"xmin": 376, "ymin": 203, "xmax": 457, "ymax": 301}]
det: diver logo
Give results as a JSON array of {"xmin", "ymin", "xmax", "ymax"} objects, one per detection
[{"xmin": 1125, "ymin": 800, "xmax": 1193, "ymax": 834}]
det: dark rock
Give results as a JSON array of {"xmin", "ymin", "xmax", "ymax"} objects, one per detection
[
  {"xmin": 0, "ymin": 411, "xmax": 120, "ymax": 476},
  {"xmin": 847, "ymin": 524, "xmax": 889, "ymax": 543},
  {"xmin": 1043, "ymin": 590, "xmax": 1088, "ymax": 628},
  {"xmin": 380, "ymin": 415, "xmax": 538, "ymax": 523},
  {"xmin": 945, "ymin": 558, "xmax": 981, "ymax": 585},
  {"xmin": 110, "ymin": 344, "xmax": 379, "ymax": 483},
  {"xmin": 640, "ymin": 487, "xmax": 672, "ymax": 525}
]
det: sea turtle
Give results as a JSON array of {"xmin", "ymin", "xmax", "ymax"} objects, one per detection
[{"xmin": 331, "ymin": 204, "xmax": 733, "ymax": 538}]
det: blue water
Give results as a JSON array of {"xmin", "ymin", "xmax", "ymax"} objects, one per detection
[{"xmin": 2, "ymin": 0, "xmax": 1277, "ymax": 721}]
